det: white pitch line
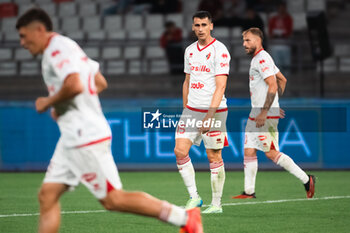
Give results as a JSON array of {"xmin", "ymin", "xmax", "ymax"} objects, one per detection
[{"xmin": 1, "ymin": 196, "xmax": 349, "ymax": 218}]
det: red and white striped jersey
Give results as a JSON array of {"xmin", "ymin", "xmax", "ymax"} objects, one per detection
[
  {"xmin": 184, "ymin": 38, "xmax": 230, "ymax": 109},
  {"xmin": 41, "ymin": 34, "xmax": 111, "ymax": 148},
  {"xmin": 249, "ymin": 49, "xmax": 280, "ymax": 118}
]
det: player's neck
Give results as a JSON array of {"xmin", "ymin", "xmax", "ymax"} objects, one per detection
[
  {"xmin": 253, "ymin": 46, "xmax": 264, "ymax": 56},
  {"xmin": 42, "ymin": 32, "xmax": 57, "ymax": 53},
  {"xmin": 198, "ymin": 36, "xmax": 214, "ymax": 47}
]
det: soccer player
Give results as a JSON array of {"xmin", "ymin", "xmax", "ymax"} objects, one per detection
[
  {"xmin": 175, "ymin": 11, "xmax": 230, "ymax": 214},
  {"xmin": 16, "ymin": 8, "xmax": 203, "ymax": 233},
  {"xmin": 232, "ymin": 28, "xmax": 316, "ymax": 199}
]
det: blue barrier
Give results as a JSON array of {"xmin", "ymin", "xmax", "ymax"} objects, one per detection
[{"xmin": 0, "ymin": 99, "xmax": 349, "ymax": 171}]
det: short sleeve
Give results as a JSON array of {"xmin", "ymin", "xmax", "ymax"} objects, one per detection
[
  {"xmin": 257, "ymin": 55, "xmax": 278, "ymax": 79},
  {"xmin": 47, "ymin": 42, "xmax": 80, "ymax": 82},
  {"xmin": 184, "ymin": 48, "xmax": 190, "ymax": 74},
  {"xmin": 215, "ymin": 45, "xmax": 230, "ymax": 76}
]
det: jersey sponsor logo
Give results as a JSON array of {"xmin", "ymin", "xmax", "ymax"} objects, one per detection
[
  {"xmin": 206, "ymin": 131, "xmax": 221, "ymax": 137},
  {"xmin": 206, "ymin": 52, "xmax": 211, "ymax": 60},
  {"xmin": 261, "ymin": 67, "xmax": 269, "ymax": 72},
  {"xmin": 51, "ymin": 50, "xmax": 60, "ymax": 57},
  {"xmin": 56, "ymin": 59, "xmax": 70, "ymax": 69},
  {"xmin": 190, "ymin": 65, "xmax": 210, "ymax": 72},
  {"xmin": 220, "ymin": 62, "xmax": 229, "ymax": 67},
  {"xmin": 259, "ymin": 59, "xmax": 265, "ymax": 64},
  {"xmin": 222, "ymin": 53, "xmax": 228, "ymax": 59},
  {"xmin": 191, "ymin": 82, "xmax": 204, "ymax": 89}
]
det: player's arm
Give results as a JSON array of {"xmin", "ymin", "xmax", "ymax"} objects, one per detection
[
  {"xmin": 95, "ymin": 71, "xmax": 108, "ymax": 94},
  {"xmin": 207, "ymin": 75, "xmax": 227, "ymax": 118},
  {"xmin": 200, "ymin": 75, "xmax": 227, "ymax": 133},
  {"xmin": 36, "ymin": 73, "xmax": 84, "ymax": 113},
  {"xmin": 182, "ymin": 74, "xmax": 190, "ymax": 109},
  {"xmin": 255, "ymin": 75, "xmax": 277, "ymax": 127},
  {"xmin": 276, "ymin": 71, "xmax": 287, "ymax": 97}
]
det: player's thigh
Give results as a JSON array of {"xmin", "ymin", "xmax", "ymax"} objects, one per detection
[{"xmin": 69, "ymin": 141, "xmax": 123, "ymax": 200}]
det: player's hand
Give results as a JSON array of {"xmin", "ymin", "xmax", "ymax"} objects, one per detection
[
  {"xmin": 255, "ymin": 111, "xmax": 267, "ymax": 128},
  {"xmin": 199, "ymin": 116, "xmax": 211, "ymax": 134},
  {"xmin": 50, "ymin": 108, "xmax": 59, "ymax": 121},
  {"xmin": 279, "ymin": 108, "xmax": 285, "ymax": 119},
  {"xmin": 35, "ymin": 97, "xmax": 51, "ymax": 113}
]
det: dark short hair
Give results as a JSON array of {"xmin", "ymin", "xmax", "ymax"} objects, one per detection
[
  {"xmin": 192, "ymin": 11, "xmax": 212, "ymax": 22},
  {"xmin": 242, "ymin": 27, "xmax": 264, "ymax": 41},
  {"xmin": 16, "ymin": 8, "xmax": 53, "ymax": 31}
]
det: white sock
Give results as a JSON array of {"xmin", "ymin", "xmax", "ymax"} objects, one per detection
[
  {"xmin": 159, "ymin": 201, "xmax": 187, "ymax": 226},
  {"xmin": 275, "ymin": 152, "xmax": 309, "ymax": 184},
  {"xmin": 177, "ymin": 155, "xmax": 199, "ymax": 199},
  {"xmin": 244, "ymin": 155, "xmax": 258, "ymax": 195},
  {"xmin": 210, "ymin": 160, "xmax": 225, "ymax": 207}
]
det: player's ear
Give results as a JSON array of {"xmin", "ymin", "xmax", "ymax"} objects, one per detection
[
  {"xmin": 192, "ymin": 23, "xmax": 195, "ymax": 31},
  {"xmin": 210, "ymin": 22, "xmax": 213, "ymax": 31}
]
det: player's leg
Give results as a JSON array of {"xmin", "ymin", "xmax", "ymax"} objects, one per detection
[
  {"xmin": 174, "ymin": 138, "xmax": 202, "ymax": 208},
  {"xmin": 265, "ymin": 149, "xmax": 315, "ymax": 198},
  {"xmin": 38, "ymin": 183, "xmax": 68, "ymax": 233},
  {"xmin": 202, "ymin": 148, "xmax": 225, "ymax": 213}
]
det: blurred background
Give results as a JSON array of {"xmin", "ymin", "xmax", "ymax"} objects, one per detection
[{"xmin": 0, "ymin": 0, "xmax": 349, "ymax": 171}]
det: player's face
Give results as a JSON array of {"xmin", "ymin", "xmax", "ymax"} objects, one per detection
[
  {"xmin": 242, "ymin": 32, "xmax": 260, "ymax": 56},
  {"xmin": 18, "ymin": 23, "xmax": 45, "ymax": 56},
  {"xmin": 192, "ymin": 17, "xmax": 213, "ymax": 41}
]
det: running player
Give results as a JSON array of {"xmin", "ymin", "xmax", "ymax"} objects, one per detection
[
  {"xmin": 175, "ymin": 11, "xmax": 230, "ymax": 214},
  {"xmin": 232, "ymin": 27, "xmax": 315, "ymax": 199},
  {"xmin": 16, "ymin": 8, "xmax": 202, "ymax": 233}
]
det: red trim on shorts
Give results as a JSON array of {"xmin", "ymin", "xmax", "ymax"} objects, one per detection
[
  {"xmin": 186, "ymin": 105, "xmax": 228, "ymax": 113},
  {"xmin": 197, "ymin": 38, "xmax": 216, "ymax": 52},
  {"xmin": 76, "ymin": 136, "xmax": 111, "ymax": 148},
  {"xmin": 248, "ymin": 116, "xmax": 280, "ymax": 121},
  {"xmin": 106, "ymin": 180, "xmax": 115, "ymax": 193},
  {"xmin": 254, "ymin": 48, "xmax": 264, "ymax": 57},
  {"xmin": 224, "ymin": 135, "xmax": 229, "ymax": 147}
]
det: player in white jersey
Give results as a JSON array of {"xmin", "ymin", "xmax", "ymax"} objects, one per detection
[
  {"xmin": 16, "ymin": 8, "xmax": 203, "ymax": 233},
  {"xmin": 174, "ymin": 11, "xmax": 230, "ymax": 214},
  {"xmin": 232, "ymin": 28, "xmax": 316, "ymax": 199}
]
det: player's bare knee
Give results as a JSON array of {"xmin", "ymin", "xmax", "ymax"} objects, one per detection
[
  {"xmin": 265, "ymin": 150, "xmax": 278, "ymax": 161},
  {"xmin": 101, "ymin": 189, "xmax": 128, "ymax": 212},
  {"xmin": 38, "ymin": 187, "xmax": 56, "ymax": 207},
  {"xmin": 207, "ymin": 150, "xmax": 222, "ymax": 163},
  {"xmin": 174, "ymin": 147, "xmax": 187, "ymax": 159}
]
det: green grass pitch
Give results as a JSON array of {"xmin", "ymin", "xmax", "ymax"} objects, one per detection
[{"xmin": 1, "ymin": 171, "xmax": 350, "ymax": 233}]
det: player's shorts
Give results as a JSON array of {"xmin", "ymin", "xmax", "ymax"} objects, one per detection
[
  {"xmin": 244, "ymin": 117, "xmax": 279, "ymax": 152},
  {"xmin": 43, "ymin": 139, "xmax": 122, "ymax": 199},
  {"xmin": 175, "ymin": 107, "xmax": 228, "ymax": 149}
]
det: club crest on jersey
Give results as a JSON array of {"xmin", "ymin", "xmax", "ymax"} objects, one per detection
[
  {"xmin": 191, "ymin": 65, "xmax": 211, "ymax": 72},
  {"xmin": 189, "ymin": 53, "xmax": 193, "ymax": 58},
  {"xmin": 259, "ymin": 59, "xmax": 265, "ymax": 64},
  {"xmin": 222, "ymin": 53, "xmax": 228, "ymax": 59},
  {"xmin": 206, "ymin": 52, "xmax": 211, "ymax": 60}
]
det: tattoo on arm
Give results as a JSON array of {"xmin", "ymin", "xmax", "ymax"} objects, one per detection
[{"xmin": 262, "ymin": 92, "xmax": 276, "ymax": 111}]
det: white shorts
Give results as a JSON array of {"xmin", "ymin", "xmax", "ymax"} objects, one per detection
[
  {"xmin": 244, "ymin": 118, "xmax": 279, "ymax": 152},
  {"xmin": 175, "ymin": 107, "xmax": 228, "ymax": 149},
  {"xmin": 44, "ymin": 139, "xmax": 122, "ymax": 199}
]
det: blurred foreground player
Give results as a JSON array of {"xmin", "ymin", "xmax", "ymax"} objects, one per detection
[
  {"xmin": 232, "ymin": 28, "xmax": 315, "ymax": 199},
  {"xmin": 16, "ymin": 8, "xmax": 202, "ymax": 233},
  {"xmin": 175, "ymin": 11, "xmax": 230, "ymax": 214}
]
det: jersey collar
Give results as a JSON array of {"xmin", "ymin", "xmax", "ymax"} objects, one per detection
[
  {"xmin": 197, "ymin": 38, "xmax": 216, "ymax": 52},
  {"xmin": 44, "ymin": 32, "xmax": 58, "ymax": 50},
  {"xmin": 254, "ymin": 48, "xmax": 264, "ymax": 57}
]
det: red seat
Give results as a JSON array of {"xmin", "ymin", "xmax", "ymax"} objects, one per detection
[{"xmin": 0, "ymin": 3, "xmax": 18, "ymax": 18}]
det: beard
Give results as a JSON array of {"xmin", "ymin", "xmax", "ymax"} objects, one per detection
[{"xmin": 245, "ymin": 46, "xmax": 256, "ymax": 56}]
